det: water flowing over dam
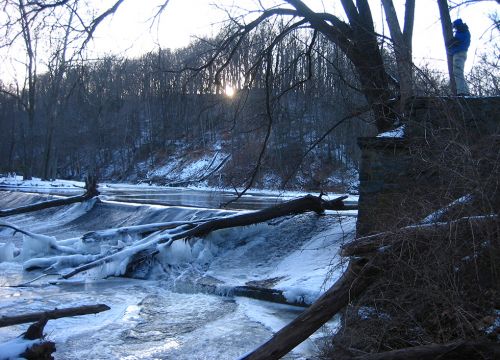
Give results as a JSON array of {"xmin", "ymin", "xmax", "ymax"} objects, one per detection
[{"xmin": 0, "ymin": 190, "xmax": 356, "ymax": 359}]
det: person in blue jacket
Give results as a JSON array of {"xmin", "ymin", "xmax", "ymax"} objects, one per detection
[{"xmin": 447, "ymin": 19, "xmax": 471, "ymax": 95}]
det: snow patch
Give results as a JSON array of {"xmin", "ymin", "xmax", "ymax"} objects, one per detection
[
  {"xmin": 0, "ymin": 242, "xmax": 17, "ymax": 262},
  {"xmin": 377, "ymin": 125, "xmax": 405, "ymax": 138},
  {"xmin": 0, "ymin": 338, "xmax": 43, "ymax": 360}
]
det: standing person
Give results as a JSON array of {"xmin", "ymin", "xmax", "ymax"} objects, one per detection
[{"xmin": 448, "ymin": 18, "xmax": 471, "ymax": 95}]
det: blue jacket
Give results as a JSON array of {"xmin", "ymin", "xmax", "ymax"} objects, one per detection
[{"xmin": 448, "ymin": 23, "xmax": 471, "ymax": 56}]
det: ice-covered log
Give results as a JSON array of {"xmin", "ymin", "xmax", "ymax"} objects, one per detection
[
  {"xmin": 61, "ymin": 230, "xmax": 165, "ymax": 279},
  {"xmin": 232, "ymin": 285, "xmax": 308, "ymax": 307},
  {"xmin": 0, "ymin": 175, "xmax": 98, "ymax": 218},
  {"xmin": 23, "ymin": 253, "xmax": 101, "ymax": 271},
  {"xmin": 62, "ymin": 195, "xmax": 348, "ymax": 279},
  {"xmin": 0, "ymin": 222, "xmax": 78, "ymax": 257},
  {"xmin": 159, "ymin": 194, "xmax": 348, "ymax": 244},
  {"xmin": 81, "ymin": 219, "xmax": 207, "ymax": 242}
]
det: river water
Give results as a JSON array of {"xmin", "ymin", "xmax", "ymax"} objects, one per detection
[
  {"xmin": 0, "ymin": 183, "xmax": 358, "ymax": 210},
  {"xmin": 0, "ymin": 188, "xmax": 356, "ymax": 359}
]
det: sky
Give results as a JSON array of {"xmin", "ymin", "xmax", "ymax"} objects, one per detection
[
  {"xmin": 89, "ymin": 0, "xmax": 499, "ymax": 72},
  {"xmin": 1, "ymin": 0, "xmax": 499, "ymax": 82}
]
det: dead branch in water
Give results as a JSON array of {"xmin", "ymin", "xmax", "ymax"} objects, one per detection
[
  {"xmin": 0, "ymin": 176, "xmax": 99, "ymax": 218},
  {"xmin": 0, "ymin": 304, "xmax": 110, "ymax": 328}
]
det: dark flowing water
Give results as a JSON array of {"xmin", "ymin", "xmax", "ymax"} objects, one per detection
[{"xmin": 0, "ymin": 184, "xmax": 357, "ymax": 210}]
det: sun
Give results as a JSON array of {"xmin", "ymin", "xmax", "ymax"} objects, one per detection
[{"xmin": 225, "ymin": 85, "xmax": 235, "ymax": 98}]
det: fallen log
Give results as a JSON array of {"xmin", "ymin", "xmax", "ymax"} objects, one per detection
[
  {"xmin": 81, "ymin": 218, "xmax": 209, "ymax": 242},
  {"xmin": 0, "ymin": 176, "xmax": 99, "ymax": 218},
  {"xmin": 352, "ymin": 340, "xmax": 500, "ymax": 360},
  {"xmin": 62, "ymin": 194, "xmax": 348, "ymax": 279},
  {"xmin": 0, "ymin": 222, "xmax": 78, "ymax": 255},
  {"xmin": 185, "ymin": 278, "xmax": 310, "ymax": 307},
  {"xmin": 159, "ymin": 194, "xmax": 348, "ymax": 244},
  {"xmin": 232, "ymin": 285, "xmax": 308, "ymax": 307},
  {"xmin": 341, "ymin": 215, "xmax": 498, "ymax": 257},
  {"xmin": 240, "ymin": 257, "xmax": 380, "ymax": 360},
  {"xmin": 419, "ymin": 194, "xmax": 473, "ymax": 225},
  {"xmin": 0, "ymin": 304, "xmax": 110, "ymax": 328}
]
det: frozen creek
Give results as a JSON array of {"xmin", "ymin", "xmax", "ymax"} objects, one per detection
[{"xmin": 0, "ymin": 190, "xmax": 357, "ymax": 359}]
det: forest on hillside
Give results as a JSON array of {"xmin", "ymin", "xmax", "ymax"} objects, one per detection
[
  {"xmin": 1, "ymin": 33, "xmax": 371, "ymax": 190},
  {"xmin": 0, "ymin": 1, "xmax": 497, "ymax": 190}
]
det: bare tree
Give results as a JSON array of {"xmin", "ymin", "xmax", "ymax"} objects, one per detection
[
  {"xmin": 194, "ymin": 1, "xmax": 419, "ymax": 133},
  {"xmin": 40, "ymin": 3, "xmax": 76, "ymax": 180},
  {"xmin": 0, "ymin": 0, "xmax": 127, "ymax": 179},
  {"xmin": 381, "ymin": 0, "xmax": 415, "ymax": 110},
  {"xmin": 437, "ymin": 0, "xmax": 457, "ymax": 94}
]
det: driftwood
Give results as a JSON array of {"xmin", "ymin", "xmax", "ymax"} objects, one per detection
[
  {"xmin": 186, "ymin": 279, "xmax": 310, "ymax": 307},
  {"xmin": 240, "ymin": 257, "xmax": 380, "ymax": 360},
  {"xmin": 62, "ymin": 194, "xmax": 348, "ymax": 279},
  {"xmin": 0, "ymin": 304, "xmax": 110, "ymax": 328},
  {"xmin": 0, "ymin": 176, "xmax": 98, "ymax": 218},
  {"xmin": 232, "ymin": 285, "xmax": 308, "ymax": 307},
  {"xmin": 353, "ymin": 340, "xmax": 500, "ymax": 360},
  {"xmin": 3, "ymin": 303, "xmax": 109, "ymax": 359}
]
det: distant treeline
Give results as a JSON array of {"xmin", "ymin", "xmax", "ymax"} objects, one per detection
[{"xmin": 0, "ymin": 27, "xmax": 497, "ymax": 189}]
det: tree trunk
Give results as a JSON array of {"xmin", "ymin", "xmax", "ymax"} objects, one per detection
[
  {"xmin": 161, "ymin": 194, "xmax": 347, "ymax": 241},
  {"xmin": 437, "ymin": 0, "xmax": 457, "ymax": 95},
  {"xmin": 381, "ymin": 0, "xmax": 415, "ymax": 112},
  {"xmin": 42, "ymin": 121, "xmax": 55, "ymax": 181}
]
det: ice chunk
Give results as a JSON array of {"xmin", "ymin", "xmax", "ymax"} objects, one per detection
[
  {"xmin": 0, "ymin": 338, "xmax": 42, "ymax": 359},
  {"xmin": 23, "ymin": 254, "xmax": 100, "ymax": 271},
  {"xmin": 22, "ymin": 233, "xmax": 58, "ymax": 260},
  {"xmin": 0, "ymin": 242, "xmax": 17, "ymax": 262},
  {"xmin": 377, "ymin": 125, "xmax": 405, "ymax": 138},
  {"xmin": 21, "ymin": 232, "xmax": 77, "ymax": 261}
]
